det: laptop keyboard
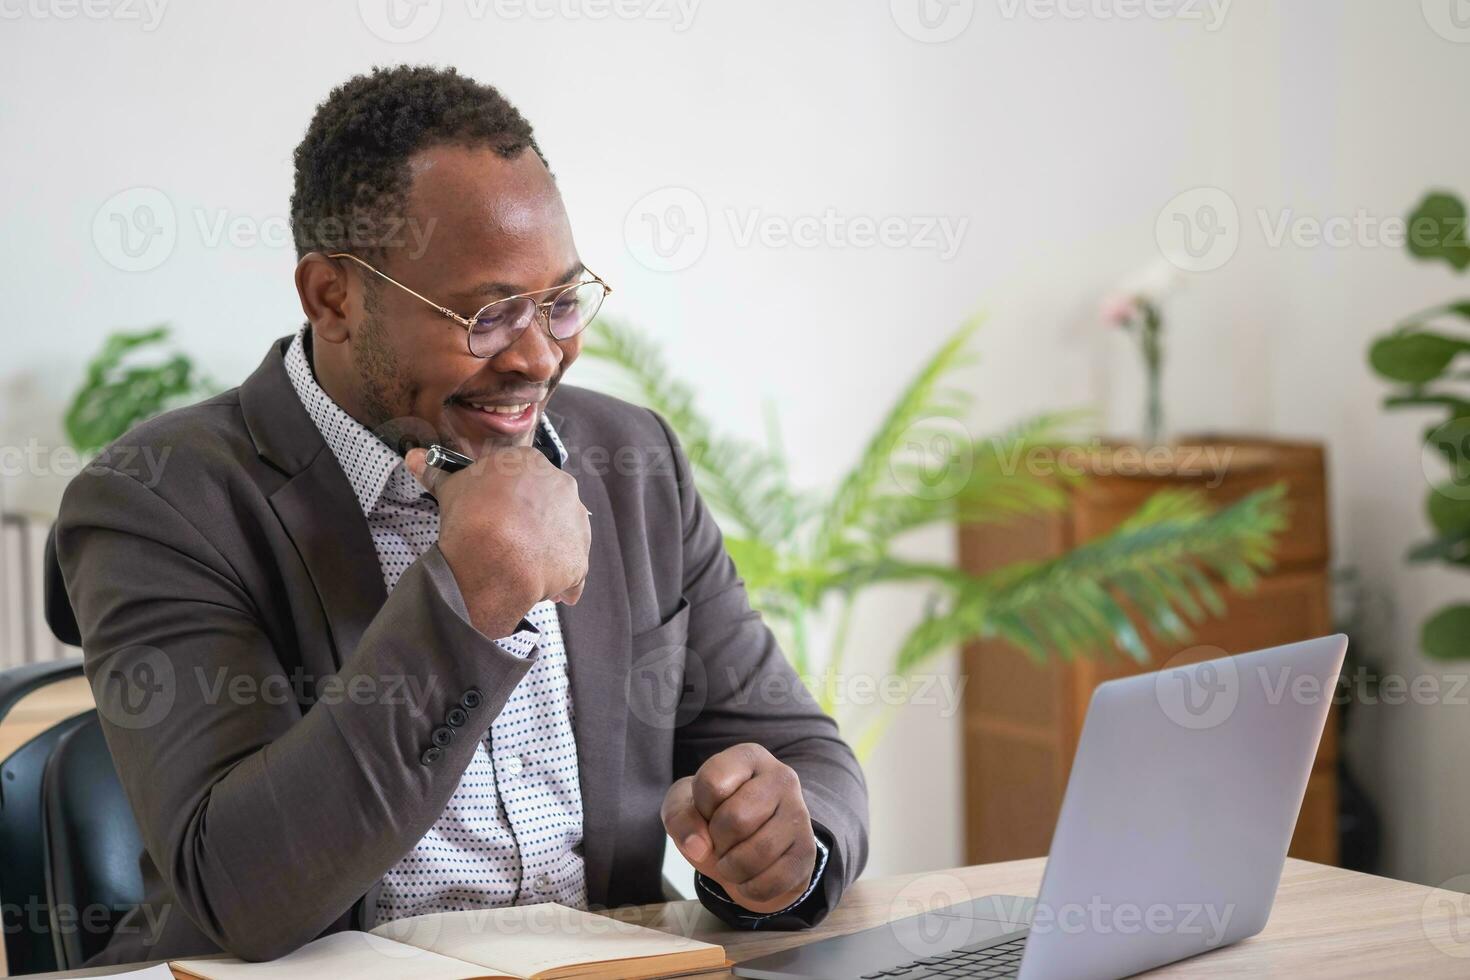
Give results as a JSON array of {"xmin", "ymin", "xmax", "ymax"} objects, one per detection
[{"xmin": 859, "ymin": 936, "xmax": 1027, "ymax": 978}]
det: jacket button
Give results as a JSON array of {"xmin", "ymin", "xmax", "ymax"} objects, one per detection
[
  {"xmin": 461, "ymin": 688, "xmax": 483, "ymax": 710},
  {"xmin": 421, "ymin": 746, "xmax": 443, "ymax": 765},
  {"xmin": 446, "ymin": 706, "xmax": 468, "ymax": 728},
  {"xmin": 431, "ymin": 726, "xmax": 455, "ymax": 747}
]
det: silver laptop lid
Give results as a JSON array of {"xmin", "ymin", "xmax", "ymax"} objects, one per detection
[{"xmin": 1018, "ymin": 634, "xmax": 1348, "ymax": 980}]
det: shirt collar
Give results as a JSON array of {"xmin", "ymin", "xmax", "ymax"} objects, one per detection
[{"xmin": 284, "ymin": 326, "xmax": 567, "ymax": 518}]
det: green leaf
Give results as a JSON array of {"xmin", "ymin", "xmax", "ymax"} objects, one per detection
[
  {"xmin": 1382, "ymin": 393, "xmax": 1470, "ymax": 416},
  {"xmin": 580, "ymin": 318, "xmax": 803, "ymax": 546},
  {"xmin": 1369, "ymin": 331, "xmax": 1470, "ymax": 385},
  {"xmin": 812, "ymin": 314, "xmax": 982, "ymax": 563},
  {"xmin": 1422, "ymin": 421, "xmax": 1470, "ymax": 485},
  {"xmin": 64, "ymin": 326, "xmax": 217, "ymax": 452},
  {"xmin": 1428, "ymin": 485, "xmax": 1470, "ymax": 534},
  {"xmin": 722, "ymin": 536, "xmax": 783, "ymax": 591},
  {"xmin": 891, "ymin": 485, "xmax": 1288, "ymax": 672},
  {"xmin": 1407, "ymin": 192, "xmax": 1470, "ymax": 272},
  {"xmin": 1406, "ymin": 528, "xmax": 1470, "ymax": 566},
  {"xmin": 1422, "ymin": 604, "xmax": 1470, "ymax": 660},
  {"xmin": 852, "ymin": 411, "xmax": 1086, "ymax": 553}
]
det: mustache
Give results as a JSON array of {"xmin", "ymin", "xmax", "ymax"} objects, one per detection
[
  {"xmin": 446, "ymin": 364, "xmax": 564, "ymax": 406},
  {"xmin": 448, "ymin": 390, "xmax": 547, "ymax": 404},
  {"xmin": 447, "ymin": 380, "xmax": 555, "ymax": 405}
]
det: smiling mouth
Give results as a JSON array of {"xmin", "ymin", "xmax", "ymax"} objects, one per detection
[{"xmin": 449, "ymin": 396, "xmax": 543, "ymax": 439}]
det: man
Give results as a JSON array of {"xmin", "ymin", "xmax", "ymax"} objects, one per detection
[{"xmin": 56, "ymin": 65, "xmax": 868, "ymax": 965}]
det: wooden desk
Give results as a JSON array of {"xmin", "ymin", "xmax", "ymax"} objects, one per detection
[
  {"xmin": 617, "ymin": 858, "xmax": 1470, "ymax": 977},
  {"xmin": 20, "ymin": 859, "xmax": 1470, "ymax": 978},
  {"xmin": 0, "ymin": 675, "xmax": 91, "ymax": 763}
]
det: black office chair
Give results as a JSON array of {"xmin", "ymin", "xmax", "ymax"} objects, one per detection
[{"xmin": 0, "ymin": 526, "xmax": 145, "ymax": 974}]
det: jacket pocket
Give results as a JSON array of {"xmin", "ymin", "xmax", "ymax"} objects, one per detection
[
  {"xmin": 632, "ymin": 595, "xmax": 691, "ymax": 653},
  {"xmin": 627, "ymin": 596, "xmax": 699, "ymax": 731}
]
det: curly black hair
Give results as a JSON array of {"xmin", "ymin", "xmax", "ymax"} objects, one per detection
[{"xmin": 290, "ymin": 65, "xmax": 548, "ymax": 261}]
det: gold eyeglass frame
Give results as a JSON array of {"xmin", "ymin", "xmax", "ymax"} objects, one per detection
[{"xmin": 326, "ymin": 251, "xmax": 611, "ymax": 357}]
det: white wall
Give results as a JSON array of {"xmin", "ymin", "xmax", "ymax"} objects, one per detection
[{"xmin": 3, "ymin": 0, "xmax": 1470, "ymax": 887}]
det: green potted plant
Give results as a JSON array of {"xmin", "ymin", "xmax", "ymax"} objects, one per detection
[
  {"xmin": 585, "ymin": 316, "xmax": 1287, "ymax": 755},
  {"xmin": 65, "ymin": 325, "xmax": 217, "ymax": 454},
  {"xmin": 1367, "ymin": 189, "xmax": 1470, "ymax": 660}
]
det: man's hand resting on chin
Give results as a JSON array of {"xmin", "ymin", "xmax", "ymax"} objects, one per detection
[{"xmin": 661, "ymin": 743, "xmax": 819, "ymax": 915}]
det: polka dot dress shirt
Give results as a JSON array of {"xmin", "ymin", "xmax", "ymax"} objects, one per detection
[{"xmin": 284, "ymin": 327, "xmax": 586, "ymax": 924}]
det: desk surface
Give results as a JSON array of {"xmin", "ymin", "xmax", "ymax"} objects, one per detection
[
  {"xmin": 24, "ymin": 858, "xmax": 1470, "ymax": 978},
  {"xmin": 616, "ymin": 857, "xmax": 1470, "ymax": 978}
]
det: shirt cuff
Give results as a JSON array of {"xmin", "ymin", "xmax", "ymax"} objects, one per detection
[
  {"xmin": 694, "ymin": 832, "xmax": 830, "ymax": 924},
  {"xmin": 492, "ymin": 625, "xmax": 542, "ymax": 660},
  {"xmin": 418, "ymin": 546, "xmax": 541, "ymax": 658}
]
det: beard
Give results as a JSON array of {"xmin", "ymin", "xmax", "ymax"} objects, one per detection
[
  {"xmin": 354, "ymin": 282, "xmax": 443, "ymax": 457},
  {"xmin": 353, "ymin": 283, "xmax": 560, "ymax": 458}
]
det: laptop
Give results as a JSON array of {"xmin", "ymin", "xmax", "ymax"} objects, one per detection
[{"xmin": 733, "ymin": 634, "xmax": 1348, "ymax": 980}]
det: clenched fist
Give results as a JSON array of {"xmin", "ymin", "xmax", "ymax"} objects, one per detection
[
  {"xmin": 661, "ymin": 743, "xmax": 818, "ymax": 915},
  {"xmin": 406, "ymin": 445, "xmax": 590, "ymax": 637}
]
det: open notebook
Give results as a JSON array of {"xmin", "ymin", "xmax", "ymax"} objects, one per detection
[{"xmin": 170, "ymin": 903, "xmax": 726, "ymax": 980}]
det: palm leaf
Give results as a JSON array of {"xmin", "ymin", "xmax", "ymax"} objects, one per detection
[
  {"xmin": 581, "ymin": 318, "xmax": 803, "ymax": 544},
  {"xmin": 891, "ymin": 484, "xmax": 1288, "ymax": 672},
  {"xmin": 866, "ymin": 411, "xmax": 1081, "ymax": 539},
  {"xmin": 813, "ymin": 314, "xmax": 982, "ymax": 562}
]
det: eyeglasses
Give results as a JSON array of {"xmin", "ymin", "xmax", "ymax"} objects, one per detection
[{"xmin": 327, "ymin": 252, "xmax": 611, "ymax": 359}]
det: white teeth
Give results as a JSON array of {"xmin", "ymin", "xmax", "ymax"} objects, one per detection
[{"xmin": 468, "ymin": 403, "xmax": 531, "ymax": 415}]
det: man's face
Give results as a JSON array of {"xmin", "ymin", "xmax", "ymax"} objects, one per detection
[{"xmin": 342, "ymin": 144, "xmax": 585, "ymax": 457}]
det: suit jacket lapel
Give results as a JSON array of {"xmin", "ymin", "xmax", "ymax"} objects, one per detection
[
  {"xmin": 552, "ymin": 408, "xmax": 633, "ymax": 908},
  {"xmin": 241, "ymin": 338, "xmax": 386, "ymax": 668},
  {"xmin": 268, "ymin": 454, "xmax": 387, "ymax": 667}
]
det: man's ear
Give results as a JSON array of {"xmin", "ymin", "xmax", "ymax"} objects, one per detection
[{"xmin": 295, "ymin": 252, "xmax": 353, "ymax": 344}]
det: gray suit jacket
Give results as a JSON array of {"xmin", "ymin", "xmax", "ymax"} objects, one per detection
[{"xmin": 55, "ymin": 336, "xmax": 868, "ymax": 966}]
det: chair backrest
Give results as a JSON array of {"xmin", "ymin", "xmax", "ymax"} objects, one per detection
[
  {"xmin": 0, "ymin": 525, "xmax": 145, "ymax": 973},
  {"xmin": 42, "ymin": 712, "xmax": 145, "ymax": 969},
  {"xmin": 0, "ymin": 659, "xmax": 87, "ymax": 975}
]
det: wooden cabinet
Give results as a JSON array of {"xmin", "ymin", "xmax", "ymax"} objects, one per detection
[{"xmin": 958, "ymin": 438, "xmax": 1337, "ymax": 866}]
